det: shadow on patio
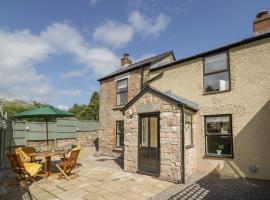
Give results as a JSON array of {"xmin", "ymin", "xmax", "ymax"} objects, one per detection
[
  {"xmin": 96, "ymin": 157, "xmax": 124, "ymax": 170},
  {"xmin": 0, "ymin": 167, "xmax": 41, "ymax": 200}
]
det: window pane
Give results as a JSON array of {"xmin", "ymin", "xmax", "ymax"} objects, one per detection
[
  {"xmin": 141, "ymin": 118, "xmax": 148, "ymax": 147},
  {"xmin": 185, "ymin": 115, "xmax": 192, "ymax": 123},
  {"xmin": 116, "ymin": 133, "xmax": 124, "ymax": 147},
  {"xmin": 204, "ymin": 71, "xmax": 229, "ymax": 92},
  {"xmin": 185, "ymin": 123, "xmax": 192, "ymax": 146},
  {"xmin": 117, "ymin": 92, "xmax": 128, "ymax": 105},
  {"xmin": 206, "ymin": 116, "xmax": 230, "ymax": 135},
  {"xmin": 150, "ymin": 117, "xmax": 158, "ymax": 147},
  {"xmin": 117, "ymin": 79, "xmax": 127, "ymax": 92},
  {"xmin": 116, "ymin": 122, "xmax": 124, "ymax": 147},
  {"xmin": 205, "ymin": 53, "xmax": 227, "ymax": 74},
  {"xmin": 206, "ymin": 135, "xmax": 232, "ymax": 156},
  {"xmin": 116, "ymin": 134, "xmax": 120, "ymax": 147},
  {"xmin": 117, "ymin": 122, "xmax": 124, "ymax": 133}
]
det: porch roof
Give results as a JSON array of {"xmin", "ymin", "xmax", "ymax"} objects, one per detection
[{"xmin": 121, "ymin": 86, "xmax": 199, "ymax": 112}]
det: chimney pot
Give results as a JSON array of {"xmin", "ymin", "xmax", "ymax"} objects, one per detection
[
  {"xmin": 121, "ymin": 52, "xmax": 132, "ymax": 68},
  {"xmin": 253, "ymin": 10, "xmax": 270, "ymax": 35},
  {"xmin": 124, "ymin": 53, "xmax": 129, "ymax": 58},
  {"xmin": 256, "ymin": 10, "xmax": 268, "ymax": 19}
]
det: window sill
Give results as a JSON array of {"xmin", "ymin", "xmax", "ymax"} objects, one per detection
[
  {"xmin": 113, "ymin": 147, "xmax": 123, "ymax": 152},
  {"xmin": 112, "ymin": 105, "xmax": 125, "ymax": 110},
  {"xmin": 203, "ymin": 89, "xmax": 230, "ymax": 96},
  {"xmin": 203, "ymin": 154, "xmax": 234, "ymax": 160},
  {"xmin": 185, "ymin": 145, "xmax": 194, "ymax": 149}
]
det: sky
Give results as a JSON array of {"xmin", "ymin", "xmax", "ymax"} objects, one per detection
[{"xmin": 0, "ymin": 0, "xmax": 269, "ymax": 110}]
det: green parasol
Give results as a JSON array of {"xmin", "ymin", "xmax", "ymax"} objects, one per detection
[{"xmin": 14, "ymin": 105, "xmax": 75, "ymax": 147}]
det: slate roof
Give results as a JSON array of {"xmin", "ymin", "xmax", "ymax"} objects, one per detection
[
  {"xmin": 122, "ymin": 85, "xmax": 199, "ymax": 111},
  {"xmin": 98, "ymin": 50, "xmax": 175, "ymax": 81}
]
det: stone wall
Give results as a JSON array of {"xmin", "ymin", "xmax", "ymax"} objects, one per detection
[
  {"xmin": 27, "ymin": 139, "xmax": 76, "ymax": 151},
  {"xmin": 99, "ymin": 69, "xmax": 143, "ymax": 157},
  {"xmin": 99, "ymin": 53, "xmax": 175, "ymax": 158},
  {"xmin": 26, "ymin": 131, "xmax": 99, "ymax": 151},
  {"xmin": 77, "ymin": 131, "xmax": 99, "ymax": 149},
  {"xmin": 124, "ymin": 91, "xmax": 183, "ymax": 182}
]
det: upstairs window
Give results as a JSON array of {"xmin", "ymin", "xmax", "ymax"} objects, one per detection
[
  {"xmin": 117, "ymin": 78, "xmax": 128, "ymax": 105},
  {"xmin": 203, "ymin": 53, "xmax": 230, "ymax": 94},
  {"xmin": 116, "ymin": 121, "xmax": 124, "ymax": 148}
]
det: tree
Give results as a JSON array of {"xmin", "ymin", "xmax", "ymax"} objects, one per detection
[
  {"xmin": 69, "ymin": 92, "xmax": 99, "ymax": 121},
  {"xmin": 68, "ymin": 103, "xmax": 86, "ymax": 116},
  {"xmin": 3, "ymin": 101, "xmax": 36, "ymax": 117},
  {"xmin": 78, "ymin": 92, "xmax": 99, "ymax": 120}
]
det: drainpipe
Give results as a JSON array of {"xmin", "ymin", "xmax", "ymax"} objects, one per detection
[
  {"xmin": 140, "ymin": 65, "xmax": 144, "ymax": 89},
  {"xmin": 180, "ymin": 105, "xmax": 185, "ymax": 184}
]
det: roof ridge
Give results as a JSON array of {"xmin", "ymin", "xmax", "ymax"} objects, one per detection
[
  {"xmin": 98, "ymin": 50, "xmax": 174, "ymax": 81},
  {"xmin": 134, "ymin": 50, "xmax": 173, "ymax": 64}
]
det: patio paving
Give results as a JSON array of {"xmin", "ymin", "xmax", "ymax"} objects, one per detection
[
  {"xmin": 2, "ymin": 147, "xmax": 270, "ymax": 200},
  {"xmin": 0, "ymin": 147, "xmax": 174, "ymax": 200}
]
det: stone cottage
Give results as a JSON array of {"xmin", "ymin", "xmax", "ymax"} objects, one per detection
[{"xmin": 98, "ymin": 11, "xmax": 270, "ymax": 182}]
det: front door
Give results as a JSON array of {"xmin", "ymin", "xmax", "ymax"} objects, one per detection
[{"xmin": 138, "ymin": 114, "xmax": 160, "ymax": 174}]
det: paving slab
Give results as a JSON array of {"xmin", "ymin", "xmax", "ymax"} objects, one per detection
[
  {"xmin": 56, "ymin": 188, "xmax": 89, "ymax": 200},
  {"xmin": 1, "ymin": 147, "xmax": 174, "ymax": 200}
]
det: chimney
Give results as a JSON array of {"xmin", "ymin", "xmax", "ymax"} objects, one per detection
[
  {"xmin": 121, "ymin": 53, "xmax": 132, "ymax": 68},
  {"xmin": 253, "ymin": 10, "xmax": 270, "ymax": 35}
]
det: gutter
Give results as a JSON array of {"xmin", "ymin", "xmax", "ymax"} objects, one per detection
[{"xmin": 180, "ymin": 105, "xmax": 185, "ymax": 184}]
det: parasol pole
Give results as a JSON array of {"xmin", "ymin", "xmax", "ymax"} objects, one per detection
[{"xmin": 46, "ymin": 118, "xmax": 49, "ymax": 148}]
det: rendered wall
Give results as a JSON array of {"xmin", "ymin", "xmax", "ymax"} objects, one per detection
[{"xmin": 150, "ymin": 38, "xmax": 270, "ymax": 180}]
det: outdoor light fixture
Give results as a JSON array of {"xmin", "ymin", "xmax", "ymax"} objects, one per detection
[
  {"xmin": 26, "ymin": 125, "xmax": 29, "ymax": 131},
  {"xmin": 126, "ymin": 110, "xmax": 133, "ymax": 117}
]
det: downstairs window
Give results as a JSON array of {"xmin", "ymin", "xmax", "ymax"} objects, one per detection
[
  {"xmin": 205, "ymin": 115, "xmax": 233, "ymax": 157},
  {"xmin": 116, "ymin": 121, "xmax": 124, "ymax": 148}
]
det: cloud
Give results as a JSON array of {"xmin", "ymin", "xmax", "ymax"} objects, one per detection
[
  {"xmin": 57, "ymin": 104, "xmax": 69, "ymax": 110},
  {"xmin": 41, "ymin": 22, "xmax": 119, "ymax": 77},
  {"xmin": 0, "ymin": 12, "xmax": 169, "ymax": 102},
  {"xmin": 60, "ymin": 69, "xmax": 86, "ymax": 79},
  {"xmin": 0, "ymin": 29, "xmax": 53, "ymax": 102},
  {"xmin": 93, "ymin": 21, "xmax": 134, "ymax": 48},
  {"xmin": 93, "ymin": 10, "xmax": 170, "ymax": 48},
  {"xmin": 89, "ymin": 0, "xmax": 99, "ymax": 5},
  {"xmin": 129, "ymin": 11, "xmax": 170, "ymax": 37},
  {"xmin": 59, "ymin": 89, "xmax": 82, "ymax": 97},
  {"xmin": 0, "ymin": 21, "xmax": 119, "ymax": 101}
]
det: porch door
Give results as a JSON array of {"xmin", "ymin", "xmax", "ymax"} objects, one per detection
[{"xmin": 138, "ymin": 114, "xmax": 160, "ymax": 174}]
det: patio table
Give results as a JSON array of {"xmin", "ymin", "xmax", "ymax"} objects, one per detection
[{"xmin": 28, "ymin": 150, "xmax": 66, "ymax": 177}]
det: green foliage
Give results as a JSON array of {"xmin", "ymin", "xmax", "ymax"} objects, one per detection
[
  {"xmin": 3, "ymin": 101, "xmax": 36, "ymax": 117},
  {"xmin": 68, "ymin": 92, "xmax": 99, "ymax": 120},
  {"xmin": 68, "ymin": 103, "xmax": 87, "ymax": 116}
]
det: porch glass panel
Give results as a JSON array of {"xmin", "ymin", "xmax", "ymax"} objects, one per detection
[
  {"xmin": 141, "ymin": 117, "xmax": 148, "ymax": 147},
  {"xmin": 150, "ymin": 117, "xmax": 158, "ymax": 147}
]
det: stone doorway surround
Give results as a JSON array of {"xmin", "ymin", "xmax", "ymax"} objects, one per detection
[{"xmin": 122, "ymin": 86, "xmax": 198, "ymax": 182}]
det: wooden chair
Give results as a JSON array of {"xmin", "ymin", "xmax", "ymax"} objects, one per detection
[
  {"xmin": 7, "ymin": 153, "xmax": 42, "ymax": 188},
  {"xmin": 61, "ymin": 144, "xmax": 82, "ymax": 161},
  {"xmin": 56, "ymin": 149, "xmax": 80, "ymax": 180},
  {"xmin": 16, "ymin": 147, "xmax": 42, "ymax": 163}
]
